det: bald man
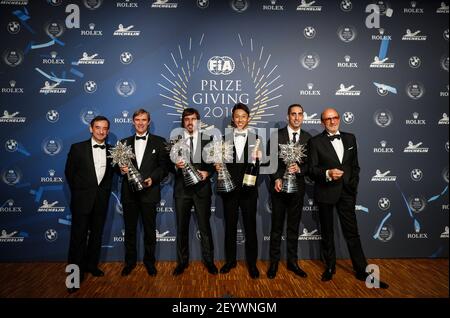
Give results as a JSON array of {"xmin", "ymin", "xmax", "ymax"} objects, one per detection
[{"xmin": 308, "ymin": 108, "xmax": 388, "ymax": 289}]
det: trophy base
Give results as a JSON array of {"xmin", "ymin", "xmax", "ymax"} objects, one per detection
[
  {"xmin": 130, "ymin": 182, "xmax": 145, "ymax": 192},
  {"xmin": 217, "ymin": 168, "xmax": 236, "ymax": 193},
  {"xmin": 281, "ymin": 173, "xmax": 298, "ymax": 193},
  {"xmin": 182, "ymin": 164, "xmax": 203, "ymax": 187}
]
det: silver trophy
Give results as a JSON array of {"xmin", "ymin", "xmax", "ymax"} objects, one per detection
[
  {"xmin": 279, "ymin": 142, "xmax": 307, "ymax": 193},
  {"xmin": 108, "ymin": 141, "xmax": 145, "ymax": 192},
  {"xmin": 169, "ymin": 138, "xmax": 203, "ymax": 187},
  {"xmin": 205, "ymin": 140, "xmax": 236, "ymax": 193}
]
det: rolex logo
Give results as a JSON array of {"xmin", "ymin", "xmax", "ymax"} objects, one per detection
[
  {"xmin": 307, "ymin": 83, "xmax": 314, "ymax": 90},
  {"xmin": 380, "ymin": 140, "xmax": 387, "ymax": 147},
  {"xmin": 9, "ymin": 80, "xmax": 16, "ymax": 88},
  {"xmin": 344, "ymin": 55, "xmax": 351, "ymax": 62},
  {"xmin": 122, "ymin": 110, "xmax": 129, "ymax": 118},
  {"xmin": 411, "ymin": 1, "xmax": 416, "ymax": 8},
  {"xmin": 89, "ymin": 23, "xmax": 95, "ymax": 30},
  {"xmin": 49, "ymin": 169, "xmax": 55, "ymax": 177},
  {"xmin": 50, "ymin": 51, "xmax": 57, "ymax": 58},
  {"xmin": 379, "ymin": 28, "xmax": 385, "ymax": 35},
  {"xmin": 413, "ymin": 112, "xmax": 419, "ymax": 119}
]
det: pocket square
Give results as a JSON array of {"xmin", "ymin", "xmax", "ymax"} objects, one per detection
[
  {"xmin": 152, "ymin": 149, "xmax": 156, "ymax": 154},
  {"xmin": 348, "ymin": 146, "xmax": 354, "ymax": 150}
]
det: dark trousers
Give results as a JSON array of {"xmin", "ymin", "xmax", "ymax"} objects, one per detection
[
  {"xmin": 317, "ymin": 190, "xmax": 367, "ymax": 273},
  {"xmin": 175, "ymin": 194, "xmax": 214, "ymax": 265},
  {"xmin": 68, "ymin": 195, "xmax": 108, "ymax": 271},
  {"xmin": 123, "ymin": 201, "xmax": 157, "ymax": 267},
  {"xmin": 269, "ymin": 191, "xmax": 304, "ymax": 263},
  {"xmin": 221, "ymin": 190, "xmax": 258, "ymax": 266}
]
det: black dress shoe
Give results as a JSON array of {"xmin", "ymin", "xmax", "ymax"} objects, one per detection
[
  {"xmin": 220, "ymin": 261, "xmax": 237, "ymax": 274},
  {"xmin": 287, "ymin": 262, "xmax": 307, "ymax": 278},
  {"xmin": 355, "ymin": 272, "xmax": 389, "ymax": 289},
  {"xmin": 121, "ymin": 264, "xmax": 136, "ymax": 276},
  {"xmin": 172, "ymin": 263, "xmax": 188, "ymax": 276},
  {"xmin": 87, "ymin": 268, "xmax": 104, "ymax": 277},
  {"xmin": 321, "ymin": 268, "xmax": 335, "ymax": 281},
  {"xmin": 266, "ymin": 262, "xmax": 278, "ymax": 279},
  {"xmin": 248, "ymin": 265, "xmax": 260, "ymax": 279},
  {"xmin": 145, "ymin": 264, "xmax": 157, "ymax": 276},
  {"xmin": 204, "ymin": 262, "xmax": 218, "ymax": 275}
]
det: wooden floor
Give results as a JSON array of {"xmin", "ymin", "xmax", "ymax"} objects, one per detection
[{"xmin": 0, "ymin": 259, "xmax": 447, "ymax": 298}]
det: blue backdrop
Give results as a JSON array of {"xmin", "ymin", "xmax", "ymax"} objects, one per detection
[{"xmin": 0, "ymin": 0, "xmax": 448, "ymax": 262}]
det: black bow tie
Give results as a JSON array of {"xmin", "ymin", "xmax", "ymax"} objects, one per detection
[
  {"xmin": 135, "ymin": 135, "xmax": 147, "ymax": 140},
  {"xmin": 93, "ymin": 144, "xmax": 106, "ymax": 149},
  {"xmin": 328, "ymin": 135, "xmax": 341, "ymax": 141},
  {"xmin": 235, "ymin": 132, "xmax": 247, "ymax": 138}
]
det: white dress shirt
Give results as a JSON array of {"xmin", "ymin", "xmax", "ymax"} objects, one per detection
[
  {"xmin": 287, "ymin": 125, "xmax": 301, "ymax": 143},
  {"xmin": 184, "ymin": 130, "xmax": 199, "ymax": 160},
  {"xmin": 233, "ymin": 129, "xmax": 248, "ymax": 161},
  {"xmin": 326, "ymin": 131, "xmax": 344, "ymax": 182},
  {"xmin": 134, "ymin": 132, "xmax": 148, "ymax": 169},
  {"xmin": 91, "ymin": 138, "xmax": 106, "ymax": 185}
]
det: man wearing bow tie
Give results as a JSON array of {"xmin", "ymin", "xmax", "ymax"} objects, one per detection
[
  {"xmin": 308, "ymin": 108, "xmax": 388, "ymax": 288},
  {"xmin": 216, "ymin": 103, "xmax": 263, "ymax": 279},
  {"xmin": 119, "ymin": 109, "xmax": 168, "ymax": 277},
  {"xmin": 65, "ymin": 116, "xmax": 114, "ymax": 293}
]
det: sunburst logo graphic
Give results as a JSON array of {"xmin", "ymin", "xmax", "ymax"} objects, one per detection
[{"xmin": 158, "ymin": 34, "xmax": 283, "ymax": 129}]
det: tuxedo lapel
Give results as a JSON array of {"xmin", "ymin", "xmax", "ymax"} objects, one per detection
[
  {"xmin": 341, "ymin": 133, "xmax": 351, "ymax": 164},
  {"xmin": 141, "ymin": 134, "xmax": 154, "ymax": 168},
  {"xmin": 320, "ymin": 131, "xmax": 341, "ymax": 164},
  {"xmin": 280, "ymin": 127, "xmax": 289, "ymax": 144},
  {"xmin": 299, "ymin": 129, "xmax": 308, "ymax": 145},
  {"xmin": 85, "ymin": 140, "xmax": 97, "ymax": 181}
]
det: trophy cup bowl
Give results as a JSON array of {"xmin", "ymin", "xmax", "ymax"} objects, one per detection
[{"xmin": 108, "ymin": 141, "xmax": 145, "ymax": 192}]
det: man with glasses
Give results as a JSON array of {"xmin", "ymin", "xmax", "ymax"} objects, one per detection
[{"xmin": 308, "ymin": 108, "xmax": 388, "ymax": 288}]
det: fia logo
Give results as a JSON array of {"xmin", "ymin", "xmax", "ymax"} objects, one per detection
[{"xmin": 207, "ymin": 56, "xmax": 235, "ymax": 76}]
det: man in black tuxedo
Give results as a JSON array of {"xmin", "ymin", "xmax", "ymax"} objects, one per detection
[
  {"xmin": 171, "ymin": 108, "xmax": 217, "ymax": 276},
  {"xmin": 216, "ymin": 103, "xmax": 263, "ymax": 279},
  {"xmin": 308, "ymin": 108, "xmax": 388, "ymax": 289},
  {"xmin": 267, "ymin": 104, "xmax": 311, "ymax": 279},
  {"xmin": 119, "ymin": 109, "xmax": 168, "ymax": 277},
  {"xmin": 65, "ymin": 116, "xmax": 114, "ymax": 293}
]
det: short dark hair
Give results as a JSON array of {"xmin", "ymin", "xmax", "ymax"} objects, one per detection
[
  {"xmin": 181, "ymin": 108, "xmax": 200, "ymax": 128},
  {"xmin": 90, "ymin": 115, "xmax": 110, "ymax": 129},
  {"xmin": 132, "ymin": 108, "xmax": 150, "ymax": 120},
  {"xmin": 287, "ymin": 104, "xmax": 304, "ymax": 115},
  {"xmin": 232, "ymin": 103, "xmax": 250, "ymax": 116},
  {"xmin": 231, "ymin": 103, "xmax": 250, "ymax": 128}
]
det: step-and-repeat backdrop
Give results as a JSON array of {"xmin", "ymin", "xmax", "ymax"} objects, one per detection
[{"xmin": 0, "ymin": 0, "xmax": 448, "ymax": 262}]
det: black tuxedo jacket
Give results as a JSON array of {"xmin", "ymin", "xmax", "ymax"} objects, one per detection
[
  {"xmin": 170, "ymin": 133, "xmax": 214, "ymax": 198},
  {"xmin": 65, "ymin": 139, "xmax": 114, "ymax": 215},
  {"xmin": 224, "ymin": 131, "xmax": 263, "ymax": 195},
  {"xmin": 308, "ymin": 130, "xmax": 360, "ymax": 204},
  {"xmin": 120, "ymin": 134, "xmax": 169, "ymax": 204},
  {"xmin": 268, "ymin": 127, "xmax": 312, "ymax": 193}
]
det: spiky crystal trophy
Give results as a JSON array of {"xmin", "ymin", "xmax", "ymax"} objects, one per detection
[
  {"xmin": 205, "ymin": 140, "xmax": 235, "ymax": 193},
  {"xmin": 278, "ymin": 142, "xmax": 307, "ymax": 193},
  {"xmin": 108, "ymin": 141, "xmax": 145, "ymax": 192},
  {"xmin": 168, "ymin": 138, "xmax": 202, "ymax": 187}
]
